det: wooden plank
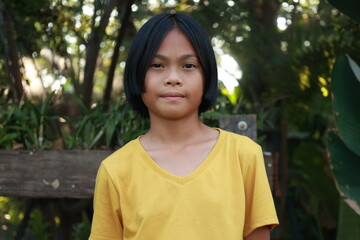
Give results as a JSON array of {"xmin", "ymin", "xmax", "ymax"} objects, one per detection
[
  {"xmin": 0, "ymin": 150, "xmax": 112, "ymax": 198},
  {"xmin": 0, "ymin": 149, "xmax": 274, "ymax": 197},
  {"xmin": 0, "ymin": 114, "xmax": 274, "ymax": 198}
]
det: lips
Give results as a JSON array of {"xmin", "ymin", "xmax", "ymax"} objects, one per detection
[{"xmin": 160, "ymin": 92, "xmax": 185, "ymax": 101}]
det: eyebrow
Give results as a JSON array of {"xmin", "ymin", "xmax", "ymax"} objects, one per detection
[{"xmin": 153, "ymin": 54, "xmax": 198, "ymax": 61}]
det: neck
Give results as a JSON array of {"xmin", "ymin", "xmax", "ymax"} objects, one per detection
[{"xmin": 145, "ymin": 114, "xmax": 207, "ymax": 146}]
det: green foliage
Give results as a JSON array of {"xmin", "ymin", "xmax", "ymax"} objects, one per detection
[
  {"xmin": 331, "ymin": 55, "xmax": 360, "ymax": 156},
  {"xmin": 328, "ymin": 54, "xmax": 360, "ymax": 216},
  {"xmin": 27, "ymin": 209, "xmax": 51, "ymax": 240},
  {"xmin": 201, "ymin": 94, "xmax": 233, "ymax": 127},
  {"xmin": 2, "ymin": 0, "xmax": 53, "ymax": 55},
  {"xmin": 71, "ymin": 212, "xmax": 91, "ymax": 240},
  {"xmin": 1, "ymin": 0, "xmax": 359, "ymax": 239},
  {"xmin": 0, "ymin": 197, "xmax": 25, "ymax": 239},
  {"xmin": 0, "ymin": 93, "xmax": 59, "ymax": 150},
  {"xmin": 328, "ymin": 0, "xmax": 360, "ymax": 23},
  {"xmin": 288, "ymin": 142, "xmax": 339, "ymax": 239},
  {"xmin": 61, "ymin": 95, "xmax": 149, "ymax": 149},
  {"xmin": 337, "ymin": 199, "xmax": 360, "ymax": 240},
  {"xmin": 328, "ymin": 132, "xmax": 360, "ymax": 215},
  {"xmin": 0, "ymin": 94, "xmax": 150, "ymax": 150}
]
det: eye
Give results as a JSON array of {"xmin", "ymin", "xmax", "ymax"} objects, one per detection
[
  {"xmin": 150, "ymin": 63, "xmax": 164, "ymax": 68},
  {"xmin": 183, "ymin": 64, "xmax": 196, "ymax": 69}
]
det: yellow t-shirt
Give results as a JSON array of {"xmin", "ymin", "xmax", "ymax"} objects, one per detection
[{"xmin": 89, "ymin": 129, "xmax": 278, "ymax": 240}]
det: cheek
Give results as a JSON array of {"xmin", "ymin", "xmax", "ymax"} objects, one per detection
[
  {"xmin": 143, "ymin": 69, "xmax": 159, "ymax": 88},
  {"xmin": 143, "ymin": 74, "xmax": 151, "ymax": 93},
  {"xmin": 141, "ymin": 77, "xmax": 149, "ymax": 104},
  {"xmin": 194, "ymin": 77, "xmax": 205, "ymax": 102}
]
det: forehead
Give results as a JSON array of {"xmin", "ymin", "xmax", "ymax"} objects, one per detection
[{"xmin": 156, "ymin": 28, "xmax": 196, "ymax": 55}]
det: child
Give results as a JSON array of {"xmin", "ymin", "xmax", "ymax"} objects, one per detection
[{"xmin": 89, "ymin": 13, "xmax": 278, "ymax": 240}]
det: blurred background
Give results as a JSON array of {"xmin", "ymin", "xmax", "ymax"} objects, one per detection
[{"xmin": 0, "ymin": 0, "xmax": 359, "ymax": 239}]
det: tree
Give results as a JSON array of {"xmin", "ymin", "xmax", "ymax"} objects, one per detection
[
  {"xmin": 82, "ymin": 0, "xmax": 118, "ymax": 107},
  {"xmin": 1, "ymin": 1, "xmax": 360, "ymax": 239},
  {"xmin": 103, "ymin": 0, "xmax": 134, "ymax": 104},
  {"xmin": 0, "ymin": 0, "xmax": 24, "ymax": 101}
]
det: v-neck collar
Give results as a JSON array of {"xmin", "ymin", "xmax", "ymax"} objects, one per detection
[{"xmin": 135, "ymin": 128, "xmax": 224, "ymax": 185}]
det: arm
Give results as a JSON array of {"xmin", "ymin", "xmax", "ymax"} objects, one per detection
[
  {"xmin": 89, "ymin": 164, "xmax": 123, "ymax": 240},
  {"xmin": 244, "ymin": 226, "xmax": 270, "ymax": 240},
  {"xmin": 242, "ymin": 144, "xmax": 279, "ymax": 237}
]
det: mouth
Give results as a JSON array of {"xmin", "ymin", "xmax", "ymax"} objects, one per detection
[{"xmin": 160, "ymin": 92, "xmax": 185, "ymax": 101}]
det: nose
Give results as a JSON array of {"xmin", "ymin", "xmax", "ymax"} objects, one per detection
[{"xmin": 165, "ymin": 69, "xmax": 182, "ymax": 86}]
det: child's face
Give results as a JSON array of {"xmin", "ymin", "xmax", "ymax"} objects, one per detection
[{"xmin": 142, "ymin": 28, "xmax": 204, "ymax": 120}]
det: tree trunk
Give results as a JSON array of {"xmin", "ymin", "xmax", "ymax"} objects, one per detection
[
  {"xmin": 103, "ymin": 0, "xmax": 134, "ymax": 104},
  {"xmin": 243, "ymin": 0, "xmax": 280, "ymax": 108},
  {"xmin": 279, "ymin": 98, "xmax": 289, "ymax": 238},
  {"xmin": 82, "ymin": 0, "xmax": 118, "ymax": 107},
  {"xmin": 245, "ymin": 1, "xmax": 288, "ymax": 237},
  {"xmin": 0, "ymin": 0, "xmax": 24, "ymax": 102}
]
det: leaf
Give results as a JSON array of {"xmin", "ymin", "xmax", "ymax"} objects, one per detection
[
  {"xmin": 0, "ymin": 133, "xmax": 20, "ymax": 147},
  {"xmin": 71, "ymin": 212, "xmax": 91, "ymax": 239},
  {"xmin": 105, "ymin": 119, "xmax": 116, "ymax": 146},
  {"xmin": 331, "ymin": 55, "xmax": 360, "ymax": 156},
  {"xmin": 220, "ymin": 88, "xmax": 238, "ymax": 105},
  {"xmin": 328, "ymin": 131, "xmax": 360, "ymax": 215},
  {"xmin": 337, "ymin": 199, "xmax": 360, "ymax": 240},
  {"xmin": 89, "ymin": 128, "xmax": 104, "ymax": 149},
  {"xmin": 202, "ymin": 111, "xmax": 224, "ymax": 120},
  {"xmin": 327, "ymin": 0, "xmax": 360, "ymax": 23},
  {"xmin": 347, "ymin": 58, "xmax": 360, "ymax": 84},
  {"xmin": 68, "ymin": 94, "xmax": 88, "ymax": 113},
  {"xmin": 40, "ymin": 91, "xmax": 55, "ymax": 115}
]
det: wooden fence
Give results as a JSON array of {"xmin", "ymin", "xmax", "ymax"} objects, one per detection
[{"xmin": 0, "ymin": 115, "xmax": 279, "ymax": 198}]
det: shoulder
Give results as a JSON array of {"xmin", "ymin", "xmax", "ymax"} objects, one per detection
[
  {"xmin": 219, "ymin": 128, "xmax": 261, "ymax": 153},
  {"xmin": 100, "ymin": 138, "xmax": 140, "ymax": 177},
  {"xmin": 218, "ymin": 129, "xmax": 264, "ymax": 171}
]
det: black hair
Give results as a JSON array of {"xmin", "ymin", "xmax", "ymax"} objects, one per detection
[{"xmin": 124, "ymin": 13, "xmax": 218, "ymax": 118}]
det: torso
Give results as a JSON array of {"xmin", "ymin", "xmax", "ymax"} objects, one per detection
[{"xmin": 91, "ymin": 129, "xmax": 279, "ymax": 239}]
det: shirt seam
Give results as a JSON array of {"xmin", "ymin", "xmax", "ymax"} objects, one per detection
[{"xmin": 244, "ymin": 215, "xmax": 279, "ymax": 237}]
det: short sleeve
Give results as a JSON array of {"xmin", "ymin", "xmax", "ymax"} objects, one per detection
[
  {"xmin": 89, "ymin": 164, "xmax": 123, "ymax": 240},
  {"xmin": 242, "ymin": 145, "xmax": 279, "ymax": 237}
]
